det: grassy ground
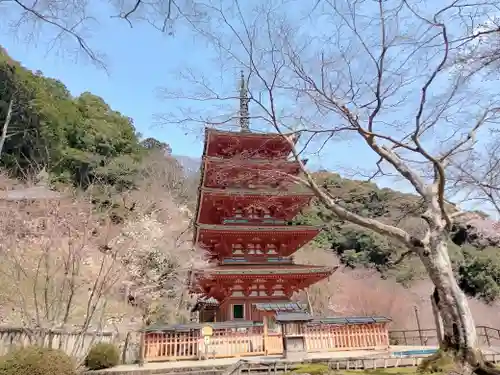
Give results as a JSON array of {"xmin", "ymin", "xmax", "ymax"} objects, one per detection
[
  {"xmin": 292, "ymin": 362, "xmax": 500, "ymax": 375},
  {"xmin": 291, "ymin": 364, "xmax": 434, "ymax": 375}
]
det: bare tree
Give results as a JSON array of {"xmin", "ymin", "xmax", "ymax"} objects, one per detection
[
  {"xmin": 161, "ymin": 1, "xmax": 500, "ymax": 372},
  {"xmin": 1, "ymin": 0, "xmax": 209, "ymax": 66},
  {"xmin": 0, "ymin": 191, "xmax": 124, "ymax": 359},
  {"xmin": 449, "ymin": 132, "xmax": 500, "ymax": 218},
  {"xmin": 133, "ymin": 148, "xmax": 198, "ymax": 208}
]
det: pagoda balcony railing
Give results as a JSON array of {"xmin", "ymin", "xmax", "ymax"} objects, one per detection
[
  {"xmin": 222, "ymin": 218, "xmax": 287, "ymax": 225},
  {"xmin": 221, "ymin": 256, "xmax": 294, "ymax": 264}
]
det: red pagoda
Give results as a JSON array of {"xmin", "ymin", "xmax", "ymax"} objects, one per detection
[{"xmin": 190, "ymin": 73, "xmax": 335, "ymax": 323}]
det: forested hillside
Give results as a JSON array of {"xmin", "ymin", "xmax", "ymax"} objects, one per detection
[
  {"xmin": 0, "ymin": 47, "xmax": 197, "ymax": 208},
  {"xmin": 294, "ymin": 173, "xmax": 500, "ymax": 304}
]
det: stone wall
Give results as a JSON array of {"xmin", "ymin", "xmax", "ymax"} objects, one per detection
[{"xmin": 0, "ymin": 326, "xmax": 116, "ymax": 360}]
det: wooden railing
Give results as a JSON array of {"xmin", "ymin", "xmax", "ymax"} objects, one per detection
[
  {"xmin": 143, "ymin": 323, "xmax": 389, "ymax": 362},
  {"xmin": 389, "ymin": 325, "xmax": 500, "ymax": 347},
  {"xmin": 306, "ymin": 324, "xmax": 389, "ymax": 351}
]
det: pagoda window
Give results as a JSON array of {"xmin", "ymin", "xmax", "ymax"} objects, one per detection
[
  {"xmin": 266, "ymin": 244, "xmax": 277, "ymax": 254},
  {"xmin": 232, "ymin": 304, "xmax": 245, "ymax": 320},
  {"xmin": 247, "ymin": 206, "xmax": 259, "ymax": 219},
  {"xmin": 255, "ymin": 243, "xmax": 264, "ymax": 254},
  {"xmin": 232, "ymin": 243, "xmax": 244, "ymax": 255},
  {"xmin": 247, "ymin": 243, "xmax": 256, "ymax": 254}
]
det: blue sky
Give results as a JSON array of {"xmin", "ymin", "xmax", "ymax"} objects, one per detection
[
  {"xmin": 1, "ymin": 11, "xmax": 206, "ymax": 158},
  {"xmin": 0, "ymin": 1, "xmax": 374, "ymax": 174}
]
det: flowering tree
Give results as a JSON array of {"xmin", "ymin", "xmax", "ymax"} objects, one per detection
[
  {"xmin": 116, "ymin": 213, "xmax": 207, "ymax": 325},
  {"xmin": 161, "ymin": 1, "xmax": 500, "ymax": 373},
  {"xmin": 453, "ymin": 17, "xmax": 500, "ymax": 77}
]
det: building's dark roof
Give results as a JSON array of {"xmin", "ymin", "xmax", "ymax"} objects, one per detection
[
  {"xmin": 309, "ymin": 316, "xmax": 391, "ymax": 325},
  {"xmin": 276, "ymin": 312, "xmax": 313, "ymax": 322},
  {"xmin": 253, "ymin": 302, "xmax": 307, "ymax": 312},
  {"xmin": 191, "ymin": 296, "xmax": 219, "ymax": 312},
  {"xmin": 143, "ymin": 315, "xmax": 391, "ymax": 333}
]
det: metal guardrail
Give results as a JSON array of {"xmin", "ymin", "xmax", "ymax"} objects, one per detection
[{"xmin": 388, "ymin": 326, "xmax": 500, "ymax": 347}]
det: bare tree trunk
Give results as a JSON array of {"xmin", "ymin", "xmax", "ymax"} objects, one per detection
[
  {"xmin": 431, "ymin": 291, "xmax": 444, "ymax": 345},
  {"xmin": 0, "ymin": 99, "xmax": 13, "ymax": 156},
  {"xmin": 418, "ymin": 216, "xmax": 497, "ymax": 374},
  {"xmin": 305, "ymin": 290, "xmax": 314, "ymax": 316}
]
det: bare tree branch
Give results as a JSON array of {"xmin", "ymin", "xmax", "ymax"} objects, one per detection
[
  {"xmin": 160, "ymin": 0, "xmax": 500, "ymax": 367},
  {"xmin": 0, "ymin": 98, "xmax": 13, "ymax": 156}
]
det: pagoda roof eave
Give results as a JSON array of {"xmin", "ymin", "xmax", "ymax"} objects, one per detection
[
  {"xmin": 196, "ymin": 264, "xmax": 338, "ymax": 276},
  {"xmin": 194, "ymin": 224, "xmax": 321, "ymax": 243},
  {"xmin": 197, "ymin": 224, "xmax": 321, "ymax": 232},
  {"xmin": 205, "ymin": 127, "xmax": 300, "ymax": 145},
  {"xmin": 203, "ymin": 156, "xmax": 307, "ymax": 166},
  {"xmin": 200, "ymin": 187, "xmax": 315, "ymax": 197}
]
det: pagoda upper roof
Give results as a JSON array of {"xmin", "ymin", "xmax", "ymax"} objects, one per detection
[
  {"xmin": 204, "ymin": 128, "xmax": 299, "ymax": 159},
  {"xmin": 197, "ymin": 188, "xmax": 314, "ymax": 225},
  {"xmin": 201, "ymin": 156, "xmax": 306, "ymax": 190}
]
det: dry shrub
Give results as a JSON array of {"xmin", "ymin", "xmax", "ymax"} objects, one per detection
[
  {"xmin": 84, "ymin": 342, "xmax": 120, "ymax": 370},
  {"xmin": 0, "ymin": 346, "xmax": 76, "ymax": 375}
]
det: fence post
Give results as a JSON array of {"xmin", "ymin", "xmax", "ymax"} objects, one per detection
[
  {"xmin": 122, "ymin": 332, "xmax": 131, "ymax": 364},
  {"xmin": 484, "ymin": 327, "xmax": 491, "ymax": 347},
  {"xmin": 414, "ymin": 306, "xmax": 424, "ymax": 346},
  {"xmin": 138, "ymin": 330, "xmax": 146, "ymax": 367}
]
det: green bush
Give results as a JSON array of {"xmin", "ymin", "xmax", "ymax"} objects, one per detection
[
  {"xmin": 84, "ymin": 342, "xmax": 120, "ymax": 370},
  {"xmin": 0, "ymin": 346, "xmax": 76, "ymax": 375},
  {"xmin": 292, "ymin": 363, "xmax": 329, "ymax": 375}
]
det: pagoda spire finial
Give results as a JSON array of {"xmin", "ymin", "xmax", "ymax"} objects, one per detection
[{"xmin": 239, "ymin": 70, "xmax": 250, "ymax": 132}]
